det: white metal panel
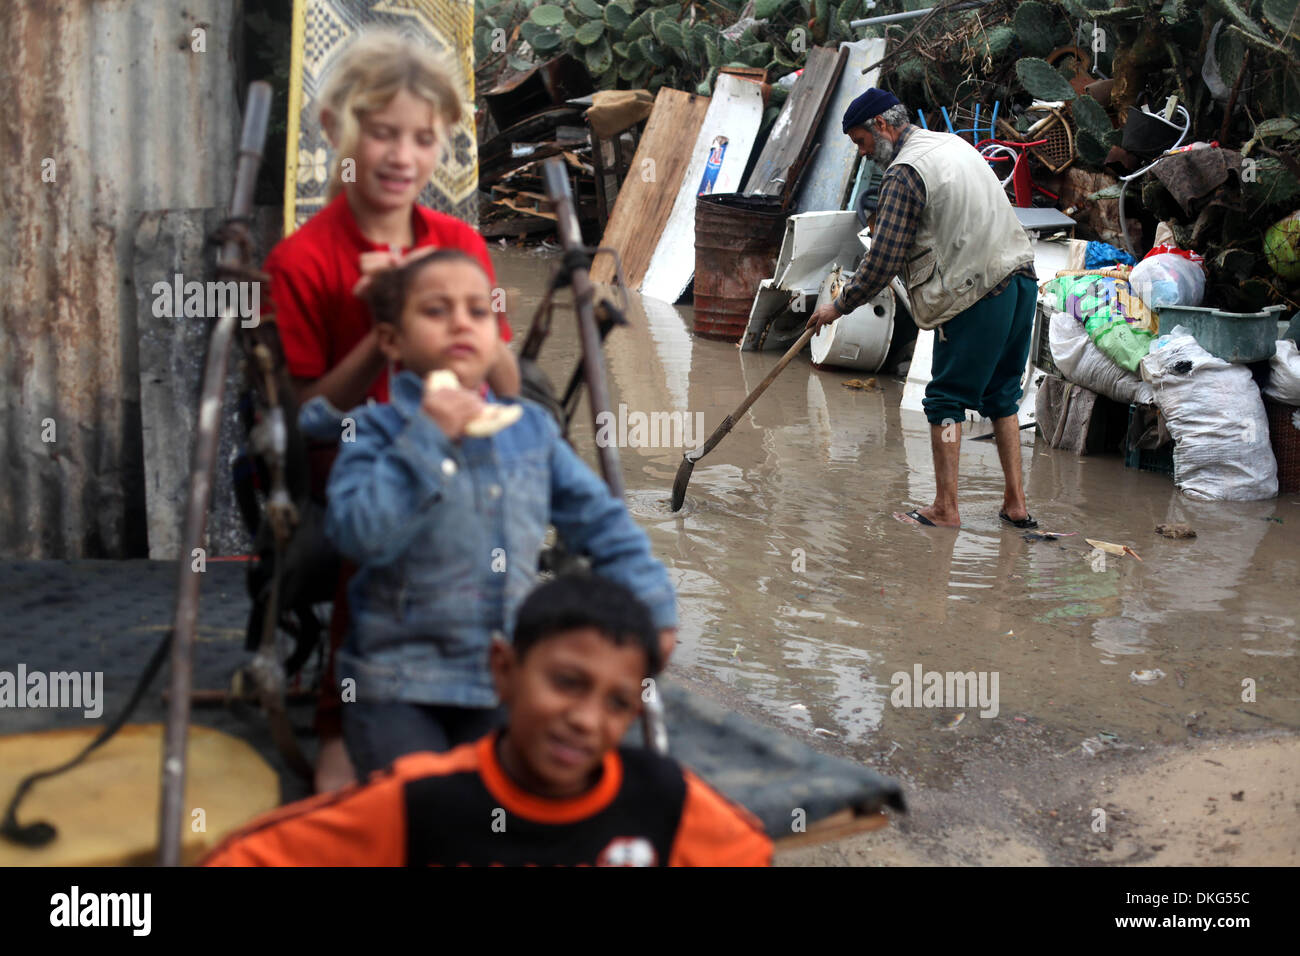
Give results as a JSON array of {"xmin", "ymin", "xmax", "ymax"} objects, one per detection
[{"xmin": 639, "ymin": 73, "xmax": 765, "ymax": 304}]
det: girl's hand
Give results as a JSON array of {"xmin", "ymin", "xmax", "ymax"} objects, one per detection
[{"xmin": 421, "ymin": 373, "xmax": 485, "ymax": 441}]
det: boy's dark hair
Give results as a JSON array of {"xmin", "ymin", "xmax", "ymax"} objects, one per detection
[
  {"xmin": 356, "ymin": 248, "xmax": 488, "ymax": 325},
  {"xmin": 513, "ymin": 574, "xmax": 663, "ymax": 675}
]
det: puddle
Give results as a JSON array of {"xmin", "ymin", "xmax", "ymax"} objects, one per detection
[{"xmin": 500, "ymin": 246, "xmax": 1300, "ymax": 782}]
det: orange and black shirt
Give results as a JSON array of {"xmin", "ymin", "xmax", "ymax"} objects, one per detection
[{"xmin": 202, "ymin": 733, "xmax": 773, "ymax": 867}]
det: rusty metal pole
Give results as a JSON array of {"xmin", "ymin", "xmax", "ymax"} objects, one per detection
[
  {"xmin": 158, "ymin": 82, "xmax": 272, "ymax": 866},
  {"xmin": 540, "ymin": 158, "xmax": 670, "ymax": 753},
  {"xmin": 542, "ymin": 157, "xmax": 625, "ymax": 498}
]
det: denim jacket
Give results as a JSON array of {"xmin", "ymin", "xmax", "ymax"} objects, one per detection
[{"xmin": 317, "ymin": 370, "xmax": 678, "ymax": 708}]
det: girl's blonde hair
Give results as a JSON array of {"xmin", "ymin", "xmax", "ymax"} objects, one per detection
[{"xmin": 317, "ymin": 28, "xmax": 464, "ymax": 200}]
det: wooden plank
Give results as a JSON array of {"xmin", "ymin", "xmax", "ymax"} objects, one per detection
[
  {"xmin": 795, "ymin": 38, "xmax": 887, "ymax": 213},
  {"xmin": 640, "ymin": 73, "xmax": 765, "ymax": 303},
  {"xmin": 774, "ymin": 809, "xmax": 890, "ymax": 850},
  {"xmin": 743, "ymin": 46, "xmax": 847, "ymax": 203},
  {"xmin": 590, "ymin": 88, "xmax": 710, "ymax": 286},
  {"xmin": 480, "ymin": 215, "xmax": 557, "ymax": 239}
]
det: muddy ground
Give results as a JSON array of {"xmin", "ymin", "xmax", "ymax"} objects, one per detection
[{"xmin": 499, "ymin": 244, "xmax": 1299, "ymax": 866}]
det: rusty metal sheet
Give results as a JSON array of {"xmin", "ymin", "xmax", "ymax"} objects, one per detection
[{"xmin": 0, "ymin": 0, "xmax": 239, "ymax": 558}]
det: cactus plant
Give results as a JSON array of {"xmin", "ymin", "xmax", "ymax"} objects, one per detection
[
  {"xmin": 1012, "ymin": 2, "xmax": 1058, "ymax": 58},
  {"xmin": 1262, "ymin": 0, "xmax": 1300, "ymax": 40},
  {"xmin": 1015, "ymin": 56, "xmax": 1077, "ymax": 101},
  {"xmin": 529, "ymin": 4, "xmax": 565, "ymax": 27},
  {"xmin": 1075, "ymin": 129, "xmax": 1109, "ymax": 167},
  {"xmin": 604, "ymin": 4, "xmax": 633, "ymax": 32},
  {"xmin": 978, "ymin": 24, "xmax": 1017, "ymax": 60},
  {"xmin": 1071, "ymin": 94, "xmax": 1113, "ymax": 141},
  {"xmin": 574, "ymin": 20, "xmax": 604, "ymax": 45}
]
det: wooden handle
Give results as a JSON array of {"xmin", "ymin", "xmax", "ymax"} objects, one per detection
[
  {"xmin": 732, "ymin": 326, "xmax": 816, "ymax": 422},
  {"xmin": 687, "ymin": 325, "xmax": 816, "ymax": 463}
]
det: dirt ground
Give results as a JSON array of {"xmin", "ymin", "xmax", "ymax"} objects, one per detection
[{"xmin": 776, "ymin": 732, "xmax": 1299, "ymax": 867}]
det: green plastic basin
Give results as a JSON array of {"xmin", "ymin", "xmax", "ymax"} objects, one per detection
[{"xmin": 1156, "ymin": 304, "xmax": 1286, "ymax": 364}]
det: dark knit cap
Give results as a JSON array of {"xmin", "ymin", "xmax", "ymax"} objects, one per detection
[{"xmin": 842, "ymin": 88, "xmax": 902, "ymax": 133}]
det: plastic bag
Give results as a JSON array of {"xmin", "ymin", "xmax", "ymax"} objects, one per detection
[
  {"xmin": 1263, "ymin": 338, "xmax": 1300, "ymax": 404},
  {"xmin": 1139, "ymin": 327, "xmax": 1277, "ymax": 501},
  {"xmin": 1084, "ymin": 241, "xmax": 1137, "ymax": 269},
  {"xmin": 1129, "ymin": 253, "xmax": 1206, "ymax": 309},
  {"xmin": 1044, "ymin": 273, "xmax": 1158, "ymax": 335},
  {"xmin": 1048, "ymin": 308, "xmax": 1155, "ymax": 406}
]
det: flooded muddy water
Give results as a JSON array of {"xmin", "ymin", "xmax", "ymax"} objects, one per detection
[{"xmin": 497, "ymin": 245, "xmax": 1299, "ymax": 790}]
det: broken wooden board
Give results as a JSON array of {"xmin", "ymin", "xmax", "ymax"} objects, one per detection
[
  {"xmin": 794, "ymin": 38, "xmax": 887, "ymax": 214},
  {"xmin": 743, "ymin": 46, "xmax": 847, "ymax": 203},
  {"xmin": 590, "ymin": 88, "xmax": 711, "ymax": 287},
  {"xmin": 639, "ymin": 73, "xmax": 765, "ymax": 304}
]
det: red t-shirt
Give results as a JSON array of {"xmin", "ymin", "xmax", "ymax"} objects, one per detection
[{"xmin": 264, "ymin": 193, "xmax": 510, "ymax": 404}]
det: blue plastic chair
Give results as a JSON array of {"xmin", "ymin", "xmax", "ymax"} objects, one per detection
[{"xmin": 940, "ymin": 102, "xmax": 1000, "ymax": 145}]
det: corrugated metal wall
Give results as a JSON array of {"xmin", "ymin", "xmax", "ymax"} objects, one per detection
[{"xmin": 0, "ymin": 0, "xmax": 239, "ymax": 558}]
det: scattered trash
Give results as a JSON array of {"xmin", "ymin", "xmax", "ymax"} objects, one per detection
[
  {"xmin": 1023, "ymin": 531, "xmax": 1077, "ymax": 541},
  {"xmin": 841, "ymin": 378, "xmax": 880, "ymax": 391},
  {"xmin": 1081, "ymin": 731, "xmax": 1124, "ymax": 756},
  {"xmin": 1231, "ymin": 791, "xmax": 1245, "ymax": 802},
  {"xmin": 941, "ymin": 712, "xmax": 966, "ymax": 732},
  {"xmin": 1086, "ymin": 538, "xmax": 1143, "ymax": 561},
  {"xmin": 886, "ymin": 740, "xmax": 901, "ymax": 758},
  {"xmin": 813, "ymin": 727, "xmax": 838, "ymax": 738},
  {"xmin": 1263, "ymin": 516, "xmax": 1284, "ymax": 524},
  {"xmin": 1005, "ymin": 630, "xmax": 1015, "ymax": 636},
  {"xmin": 1130, "ymin": 669, "xmax": 1166, "ymax": 684},
  {"xmin": 1176, "ymin": 671, "xmax": 1187, "ymax": 688},
  {"xmin": 1154, "ymin": 523, "xmax": 1197, "ymax": 539},
  {"xmin": 789, "ymin": 703, "xmax": 807, "ymax": 711},
  {"xmin": 1013, "ymin": 716, "xmax": 1027, "ymax": 723}
]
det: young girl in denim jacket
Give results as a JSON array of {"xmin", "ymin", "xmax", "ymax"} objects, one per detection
[{"xmin": 325, "ymin": 248, "xmax": 678, "ymax": 776}]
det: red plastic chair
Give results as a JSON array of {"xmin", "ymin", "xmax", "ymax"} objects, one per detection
[{"xmin": 975, "ymin": 137, "xmax": 1060, "ymax": 207}]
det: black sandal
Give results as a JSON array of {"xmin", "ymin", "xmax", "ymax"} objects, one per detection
[{"xmin": 999, "ymin": 510, "xmax": 1038, "ymax": 529}]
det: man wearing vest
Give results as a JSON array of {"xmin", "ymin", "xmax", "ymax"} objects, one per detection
[{"xmin": 806, "ymin": 88, "xmax": 1040, "ymax": 529}]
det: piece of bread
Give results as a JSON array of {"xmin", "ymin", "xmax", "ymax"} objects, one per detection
[{"xmin": 426, "ymin": 370, "xmax": 523, "ymax": 437}]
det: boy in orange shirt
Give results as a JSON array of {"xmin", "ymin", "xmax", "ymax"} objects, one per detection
[{"xmin": 203, "ymin": 574, "xmax": 771, "ymax": 867}]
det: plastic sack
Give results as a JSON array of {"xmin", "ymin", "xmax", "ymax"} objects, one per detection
[
  {"xmin": 1139, "ymin": 327, "xmax": 1277, "ymax": 501},
  {"xmin": 1129, "ymin": 253, "xmax": 1206, "ymax": 309},
  {"xmin": 1263, "ymin": 338, "xmax": 1300, "ymax": 404},
  {"xmin": 1048, "ymin": 308, "xmax": 1155, "ymax": 406}
]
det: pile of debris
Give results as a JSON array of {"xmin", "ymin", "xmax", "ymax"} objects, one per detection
[{"xmin": 862, "ymin": 0, "xmax": 1300, "ymax": 313}]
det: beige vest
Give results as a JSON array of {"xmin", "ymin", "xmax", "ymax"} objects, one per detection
[{"xmin": 888, "ymin": 128, "xmax": 1035, "ymax": 329}]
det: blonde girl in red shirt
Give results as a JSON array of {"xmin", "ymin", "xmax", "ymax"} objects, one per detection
[{"xmin": 263, "ymin": 29, "xmax": 519, "ymax": 791}]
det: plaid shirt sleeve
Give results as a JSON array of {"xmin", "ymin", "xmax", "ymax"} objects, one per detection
[{"xmin": 833, "ymin": 163, "xmax": 926, "ymax": 314}]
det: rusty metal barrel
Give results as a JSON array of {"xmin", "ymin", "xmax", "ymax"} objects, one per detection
[{"xmin": 693, "ymin": 193, "xmax": 786, "ymax": 342}]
